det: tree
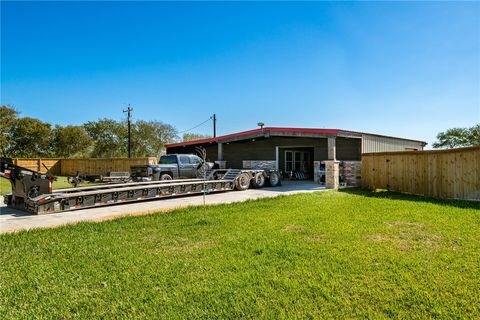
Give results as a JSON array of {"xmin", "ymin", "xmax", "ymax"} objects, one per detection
[
  {"xmin": 8, "ymin": 117, "xmax": 52, "ymax": 157},
  {"xmin": 131, "ymin": 120, "xmax": 178, "ymax": 157},
  {"xmin": 467, "ymin": 124, "xmax": 480, "ymax": 147},
  {"xmin": 183, "ymin": 133, "xmax": 211, "ymax": 142},
  {"xmin": 0, "ymin": 105, "xmax": 19, "ymax": 157},
  {"xmin": 84, "ymin": 119, "xmax": 127, "ymax": 158},
  {"xmin": 51, "ymin": 125, "xmax": 93, "ymax": 158},
  {"xmin": 433, "ymin": 124, "xmax": 480, "ymax": 149}
]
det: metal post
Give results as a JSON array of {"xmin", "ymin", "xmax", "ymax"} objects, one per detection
[
  {"xmin": 217, "ymin": 142, "xmax": 223, "ymax": 161},
  {"xmin": 328, "ymin": 136, "xmax": 336, "ymax": 160},
  {"xmin": 213, "ymin": 113, "xmax": 216, "ymax": 138},
  {"xmin": 123, "ymin": 105, "xmax": 133, "ymax": 158}
]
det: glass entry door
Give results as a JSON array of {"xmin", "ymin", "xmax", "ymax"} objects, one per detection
[{"xmin": 285, "ymin": 150, "xmax": 310, "ymax": 173}]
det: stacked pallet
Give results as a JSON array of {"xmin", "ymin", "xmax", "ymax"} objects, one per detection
[
  {"xmin": 242, "ymin": 160, "xmax": 276, "ymax": 170},
  {"xmin": 341, "ymin": 161, "xmax": 362, "ymax": 186}
]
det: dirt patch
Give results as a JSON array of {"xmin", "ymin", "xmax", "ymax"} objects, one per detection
[
  {"xmin": 368, "ymin": 234, "xmax": 390, "ymax": 242},
  {"xmin": 384, "ymin": 221, "xmax": 427, "ymax": 229},
  {"xmin": 305, "ymin": 234, "xmax": 327, "ymax": 242},
  {"xmin": 369, "ymin": 222, "xmax": 443, "ymax": 251},
  {"xmin": 282, "ymin": 224, "xmax": 304, "ymax": 233}
]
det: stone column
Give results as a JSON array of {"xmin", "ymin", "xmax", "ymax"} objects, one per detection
[
  {"xmin": 313, "ymin": 161, "xmax": 321, "ymax": 183},
  {"xmin": 325, "ymin": 160, "xmax": 340, "ymax": 189}
]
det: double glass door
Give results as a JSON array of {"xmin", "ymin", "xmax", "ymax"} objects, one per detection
[{"xmin": 285, "ymin": 150, "xmax": 310, "ymax": 173}]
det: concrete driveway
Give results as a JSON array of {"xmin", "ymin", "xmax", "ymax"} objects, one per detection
[{"xmin": 0, "ymin": 181, "xmax": 327, "ymax": 233}]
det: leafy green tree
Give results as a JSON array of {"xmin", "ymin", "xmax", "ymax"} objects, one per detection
[
  {"xmin": 8, "ymin": 117, "xmax": 52, "ymax": 157},
  {"xmin": 0, "ymin": 105, "xmax": 19, "ymax": 157},
  {"xmin": 131, "ymin": 120, "xmax": 178, "ymax": 157},
  {"xmin": 51, "ymin": 125, "xmax": 93, "ymax": 158},
  {"xmin": 433, "ymin": 124, "xmax": 480, "ymax": 149},
  {"xmin": 183, "ymin": 133, "xmax": 211, "ymax": 142},
  {"xmin": 467, "ymin": 124, "xmax": 480, "ymax": 147},
  {"xmin": 84, "ymin": 119, "xmax": 127, "ymax": 157}
]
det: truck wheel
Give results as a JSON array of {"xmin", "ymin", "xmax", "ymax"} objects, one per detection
[
  {"xmin": 251, "ymin": 172, "xmax": 266, "ymax": 188},
  {"xmin": 268, "ymin": 172, "xmax": 282, "ymax": 187},
  {"xmin": 160, "ymin": 174, "xmax": 173, "ymax": 181},
  {"xmin": 235, "ymin": 173, "xmax": 250, "ymax": 191}
]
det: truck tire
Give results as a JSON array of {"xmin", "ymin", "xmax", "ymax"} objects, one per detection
[
  {"xmin": 160, "ymin": 173, "xmax": 173, "ymax": 181},
  {"xmin": 268, "ymin": 172, "xmax": 282, "ymax": 187},
  {"xmin": 251, "ymin": 172, "xmax": 266, "ymax": 188},
  {"xmin": 235, "ymin": 173, "xmax": 250, "ymax": 191}
]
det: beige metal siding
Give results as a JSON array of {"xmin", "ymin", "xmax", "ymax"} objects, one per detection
[{"xmin": 361, "ymin": 134, "xmax": 424, "ymax": 153}]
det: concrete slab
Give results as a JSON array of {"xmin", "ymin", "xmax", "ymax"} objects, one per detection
[{"xmin": 0, "ymin": 181, "xmax": 327, "ymax": 233}]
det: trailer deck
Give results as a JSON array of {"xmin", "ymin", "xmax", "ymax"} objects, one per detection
[
  {"xmin": 1, "ymin": 159, "xmax": 281, "ymax": 215},
  {"xmin": 31, "ymin": 178, "xmax": 236, "ymax": 214}
]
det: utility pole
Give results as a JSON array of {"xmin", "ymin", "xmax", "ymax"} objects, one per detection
[
  {"xmin": 213, "ymin": 113, "xmax": 216, "ymax": 138},
  {"xmin": 123, "ymin": 105, "xmax": 133, "ymax": 158}
]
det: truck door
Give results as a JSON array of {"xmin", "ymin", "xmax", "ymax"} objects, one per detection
[
  {"xmin": 190, "ymin": 155, "xmax": 203, "ymax": 177},
  {"xmin": 178, "ymin": 155, "xmax": 194, "ymax": 178}
]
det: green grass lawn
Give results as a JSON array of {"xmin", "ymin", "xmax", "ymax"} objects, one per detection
[
  {"xmin": 0, "ymin": 176, "xmax": 100, "ymax": 196},
  {"xmin": 1, "ymin": 190, "xmax": 479, "ymax": 319}
]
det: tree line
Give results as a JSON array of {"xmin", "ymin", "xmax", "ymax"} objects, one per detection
[
  {"xmin": 0, "ymin": 105, "xmax": 211, "ymax": 158},
  {"xmin": 432, "ymin": 124, "xmax": 480, "ymax": 149},
  {"xmin": 2, "ymin": 104, "xmax": 476, "ymax": 158}
]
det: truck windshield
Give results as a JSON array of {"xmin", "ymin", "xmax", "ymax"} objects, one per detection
[{"xmin": 159, "ymin": 155, "xmax": 177, "ymax": 164}]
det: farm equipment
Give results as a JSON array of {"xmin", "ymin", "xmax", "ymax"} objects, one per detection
[{"xmin": 1, "ymin": 158, "xmax": 281, "ymax": 215}]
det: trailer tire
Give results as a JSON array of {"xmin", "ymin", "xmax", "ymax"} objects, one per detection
[
  {"xmin": 268, "ymin": 172, "xmax": 282, "ymax": 187},
  {"xmin": 160, "ymin": 173, "xmax": 173, "ymax": 181},
  {"xmin": 235, "ymin": 173, "xmax": 250, "ymax": 191},
  {"xmin": 251, "ymin": 172, "xmax": 266, "ymax": 188}
]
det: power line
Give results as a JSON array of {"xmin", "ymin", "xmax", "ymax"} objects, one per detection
[{"xmin": 178, "ymin": 116, "xmax": 213, "ymax": 134}]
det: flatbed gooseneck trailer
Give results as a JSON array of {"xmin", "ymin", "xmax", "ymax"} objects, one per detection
[{"xmin": 0, "ymin": 158, "xmax": 281, "ymax": 215}]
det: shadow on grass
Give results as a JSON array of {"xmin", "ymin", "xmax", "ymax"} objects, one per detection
[{"xmin": 339, "ymin": 188, "xmax": 480, "ymax": 210}]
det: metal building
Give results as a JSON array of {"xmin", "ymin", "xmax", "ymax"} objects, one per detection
[{"xmin": 165, "ymin": 127, "xmax": 426, "ymax": 184}]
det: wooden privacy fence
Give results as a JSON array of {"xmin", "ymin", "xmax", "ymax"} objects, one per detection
[
  {"xmin": 13, "ymin": 157, "xmax": 158, "ymax": 176},
  {"xmin": 362, "ymin": 146, "xmax": 480, "ymax": 201},
  {"xmin": 60, "ymin": 158, "xmax": 157, "ymax": 176},
  {"xmin": 12, "ymin": 158, "xmax": 62, "ymax": 175}
]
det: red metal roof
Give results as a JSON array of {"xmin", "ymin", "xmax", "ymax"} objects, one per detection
[{"xmin": 166, "ymin": 127, "xmax": 341, "ymax": 148}]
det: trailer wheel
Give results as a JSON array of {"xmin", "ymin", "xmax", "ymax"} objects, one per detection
[
  {"xmin": 160, "ymin": 173, "xmax": 173, "ymax": 181},
  {"xmin": 251, "ymin": 172, "xmax": 266, "ymax": 188},
  {"xmin": 268, "ymin": 172, "xmax": 282, "ymax": 187},
  {"xmin": 235, "ymin": 173, "xmax": 250, "ymax": 191}
]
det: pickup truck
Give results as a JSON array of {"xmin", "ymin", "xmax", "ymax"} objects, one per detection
[{"xmin": 130, "ymin": 154, "xmax": 209, "ymax": 181}]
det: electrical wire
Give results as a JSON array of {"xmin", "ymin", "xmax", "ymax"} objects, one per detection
[{"xmin": 178, "ymin": 116, "xmax": 213, "ymax": 134}]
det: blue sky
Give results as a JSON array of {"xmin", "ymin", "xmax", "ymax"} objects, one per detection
[{"xmin": 1, "ymin": 1, "xmax": 479, "ymax": 146}]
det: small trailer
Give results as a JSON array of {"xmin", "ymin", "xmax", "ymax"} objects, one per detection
[
  {"xmin": 100, "ymin": 172, "xmax": 131, "ymax": 183},
  {"xmin": 0, "ymin": 158, "xmax": 281, "ymax": 215}
]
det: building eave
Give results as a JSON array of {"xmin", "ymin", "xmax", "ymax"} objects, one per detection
[{"xmin": 165, "ymin": 127, "xmax": 427, "ymax": 148}]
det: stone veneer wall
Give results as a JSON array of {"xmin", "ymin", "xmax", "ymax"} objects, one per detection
[{"xmin": 340, "ymin": 161, "xmax": 362, "ymax": 186}]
